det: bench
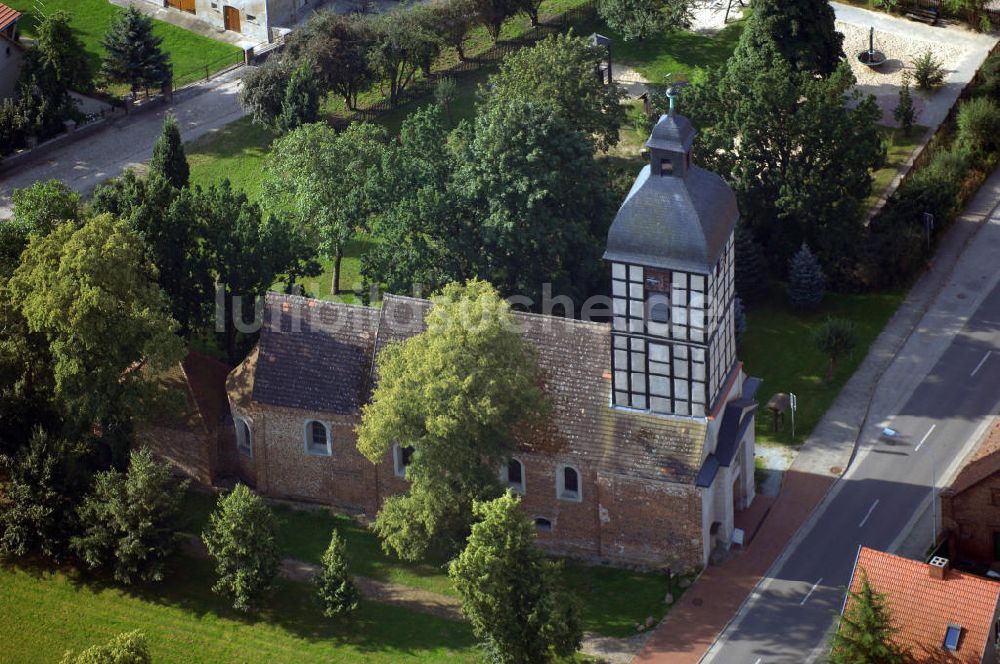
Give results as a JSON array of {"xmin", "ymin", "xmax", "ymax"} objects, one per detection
[{"xmin": 904, "ymin": 6, "xmax": 939, "ymax": 25}]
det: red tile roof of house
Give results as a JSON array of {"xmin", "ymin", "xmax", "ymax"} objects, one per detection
[
  {"xmin": 948, "ymin": 418, "xmax": 1000, "ymax": 495},
  {"xmin": 0, "ymin": 3, "xmax": 21, "ymax": 32},
  {"xmin": 845, "ymin": 546, "xmax": 1000, "ymax": 663}
]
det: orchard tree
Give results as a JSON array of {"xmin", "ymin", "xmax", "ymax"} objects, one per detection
[
  {"xmin": 72, "ymin": 448, "xmax": 189, "ymax": 585},
  {"xmin": 427, "ymin": 0, "xmax": 475, "ymax": 61},
  {"xmin": 101, "ymin": 5, "xmax": 171, "ymax": 96},
  {"xmin": 239, "ymin": 58, "xmax": 295, "ymax": 128},
  {"xmin": 263, "ymin": 122, "xmax": 386, "ymax": 295},
  {"xmin": 484, "ymin": 33, "xmax": 627, "ymax": 151},
  {"xmin": 735, "ymin": 0, "xmax": 844, "ymax": 77},
  {"xmin": 7, "ymin": 213, "xmax": 184, "ymax": 428},
  {"xmin": 35, "ymin": 11, "xmax": 91, "ymax": 91},
  {"xmin": 202, "ymin": 484, "xmax": 280, "ymax": 612},
  {"xmin": 455, "ymin": 99, "xmax": 615, "ymax": 303},
  {"xmin": 450, "ymin": 492, "xmax": 582, "ymax": 663},
  {"xmin": 813, "ymin": 317, "xmax": 857, "ymax": 382},
  {"xmin": 368, "ymin": 11, "xmax": 440, "ymax": 105},
  {"xmin": 599, "ymin": 0, "xmax": 691, "ymax": 41},
  {"xmin": 829, "ymin": 570, "xmax": 905, "ymax": 664},
  {"xmin": 469, "ymin": 0, "xmax": 519, "ymax": 42},
  {"xmin": 149, "ymin": 114, "xmax": 189, "ymax": 189},
  {"xmin": 277, "ymin": 63, "xmax": 321, "ymax": 134},
  {"xmin": 287, "ymin": 12, "xmax": 374, "ymax": 111},
  {"xmin": 59, "ymin": 631, "xmax": 151, "ymax": 664},
  {"xmin": 315, "ymin": 529, "xmax": 360, "ymax": 617},
  {"xmin": 356, "ymin": 280, "xmax": 549, "ymax": 560}
]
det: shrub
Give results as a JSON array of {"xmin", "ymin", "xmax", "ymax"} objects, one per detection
[
  {"xmin": 786, "ymin": 243, "xmax": 826, "ymax": 310},
  {"xmin": 957, "ymin": 97, "xmax": 1000, "ymax": 152},
  {"xmin": 893, "ymin": 72, "xmax": 915, "ymax": 136},
  {"xmin": 434, "ymin": 77, "xmax": 458, "ymax": 124},
  {"xmin": 315, "ymin": 528, "xmax": 360, "ymax": 618},
  {"xmin": 239, "ymin": 58, "xmax": 294, "ymax": 129},
  {"xmin": 912, "ymin": 49, "xmax": 945, "ymax": 90},
  {"xmin": 60, "ymin": 630, "xmax": 151, "ymax": 664},
  {"xmin": 814, "ymin": 317, "xmax": 858, "ymax": 381},
  {"xmin": 71, "ymin": 448, "xmax": 189, "ymax": 585},
  {"xmin": 202, "ymin": 484, "xmax": 280, "ymax": 612},
  {"xmin": 276, "ymin": 63, "xmax": 321, "ymax": 135},
  {"xmin": 975, "ymin": 53, "xmax": 1000, "ymax": 99}
]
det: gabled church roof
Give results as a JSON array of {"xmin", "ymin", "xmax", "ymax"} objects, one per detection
[
  {"xmin": 234, "ymin": 292, "xmax": 709, "ymax": 484},
  {"xmin": 604, "ymin": 113, "xmax": 739, "ymax": 274}
]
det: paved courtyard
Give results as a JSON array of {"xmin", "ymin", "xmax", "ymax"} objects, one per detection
[{"xmin": 834, "ymin": 2, "xmax": 996, "ymax": 129}]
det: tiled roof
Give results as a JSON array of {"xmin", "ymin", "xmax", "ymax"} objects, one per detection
[
  {"xmin": 251, "ymin": 293, "xmax": 380, "ymax": 414},
  {"xmin": 948, "ymin": 418, "xmax": 1000, "ymax": 495},
  {"xmin": 845, "ymin": 547, "xmax": 1000, "ymax": 663},
  {"xmin": 0, "ymin": 3, "xmax": 20, "ymax": 32},
  {"xmin": 251, "ymin": 292, "xmax": 707, "ymax": 483}
]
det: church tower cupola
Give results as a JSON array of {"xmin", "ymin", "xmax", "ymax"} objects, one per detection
[{"xmin": 604, "ymin": 105, "xmax": 739, "ymax": 419}]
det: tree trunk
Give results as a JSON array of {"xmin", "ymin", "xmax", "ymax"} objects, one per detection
[
  {"xmin": 456, "ymin": 44, "xmax": 466, "ymax": 61},
  {"xmin": 332, "ymin": 248, "xmax": 343, "ymax": 295},
  {"xmin": 827, "ymin": 356, "xmax": 836, "ymax": 382}
]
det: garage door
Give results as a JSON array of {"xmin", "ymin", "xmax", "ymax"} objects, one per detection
[{"xmin": 167, "ymin": 0, "xmax": 196, "ymax": 14}]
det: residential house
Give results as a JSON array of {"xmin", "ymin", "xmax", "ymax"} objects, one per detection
[
  {"xmin": 842, "ymin": 546, "xmax": 1000, "ymax": 663},
  {"xmin": 0, "ymin": 2, "xmax": 23, "ymax": 101},
  {"xmin": 137, "ymin": 0, "xmax": 323, "ymax": 43},
  {"xmin": 942, "ymin": 418, "xmax": 1000, "ymax": 566},
  {"xmin": 144, "ymin": 110, "xmax": 761, "ymax": 571}
]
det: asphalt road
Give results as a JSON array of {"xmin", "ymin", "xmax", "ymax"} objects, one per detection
[{"xmin": 701, "ymin": 279, "xmax": 1000, "ymax": 664}]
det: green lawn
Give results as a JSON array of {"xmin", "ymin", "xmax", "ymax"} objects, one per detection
[
  {"xmin": 742, "ymin": 290, "xmax": 905, "ymax": 446},
  {"xmin": 181, "ymin": 489, "xmax": 686, "ymax": 638},
  {"xmin": 0, "ymin": 557, "xmax": 478, "ymax": 664},
  {"xmin": 7, "ymin": 0, "xmax": 243, "ymax": 89}
]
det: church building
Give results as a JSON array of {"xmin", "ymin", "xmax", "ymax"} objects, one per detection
[{"xmin": 144, "ymin": 109, "xmax": 760, "ymax": 570}]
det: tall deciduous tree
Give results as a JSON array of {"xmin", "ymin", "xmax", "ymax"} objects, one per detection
[
  {"xmin": 356, "ymin": 280, "xmax": 549, "ymax": 560},
  {"xmin": 263, "ymin": 122, "xmax": 386, "ymax": 295},
  {"xmin": 7, "ymin": 213, "xmax": 184, "ymax": 428},
  {"xmin": 829, "ymin": 570, "xmax": 905, "ymax": 664},
  {"xmin": 149, "ymin": 114, "xmax": 189, "ymax": 189},
  {"xmin": 35, "ymin": 11, "xmax": 91, "ymax": 91},
  {"xmin": 363, "ymin": 106, "xmax": 470, "ymax": 295},
  {"xmin": 455, "ymin": 99, "xmax": 615, "ymax": 303},
  {"xmin": 202, "ymin": 484, "xmax": 280, "ymax": 612},
  {"xmin": 72, "ymin": 448, "xmax": 189, "ymax": 585},
  {"xmin": 450, "ymin": 492, "xmax": 582, "ymax": 663},
  {"xmin": 483, "ymin": 33, "xmax": 627, "ymax": 151},
  {"xmin": 736, "ymin": 0, "xmax": 844, "ymax": 77},
  {"xmin": 100, "ymin": 5, "xmax": 172, "ymax": 96}
]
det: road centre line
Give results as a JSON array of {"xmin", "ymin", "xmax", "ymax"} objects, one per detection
[
  {"xmin": 858, "ymin": 500, "xmax": 880, "ymax": 528},
  {"xmin": 800, "ymin": 578, "xmax": 823, "ymax": 606},
  {"xmin": 914, "ymin": 424, "xmax": 937, "ymax": 453},
  {"xmin": 971, "ymin": 351, "xmax": 994, "ymax": 377}
]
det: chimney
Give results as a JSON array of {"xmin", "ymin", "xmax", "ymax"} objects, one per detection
[{"xmin": 929, "ymin": 556, "xmax": 950, "ymax": 580}]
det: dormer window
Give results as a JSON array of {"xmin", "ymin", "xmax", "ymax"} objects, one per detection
[{"xmin": 660, "ymin": 158, "xmax": 674, "ymax": 176}]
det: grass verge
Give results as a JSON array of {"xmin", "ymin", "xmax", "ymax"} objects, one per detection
[
  {"xmin": 0, "ymin": 557, "xmax": 478, "ymax": 664},
  {"xmin": 181, "ymin": 489, "xmax": 688, "ymax": 638},
  {"xmin": 742, "ymin": 289, "xmax": 905, "ymax": 446}
]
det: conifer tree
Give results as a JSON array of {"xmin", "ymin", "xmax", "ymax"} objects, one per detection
[
  {"xmin": 786, "ymin": 243, "xmax": 826, "ymax": 310},
  {"xmin": 315, "ymin": 529, "xmax": 360, "ymax": 618},
  {"xmin": 100, "ymin": 5, "xmax": 171, "ymax": 97},
  {"xmin": 829, "ymin": 570, "xmax": 905, "ymax": 664},
  {"xmin": 734, "ymin": 296, "xmax": 747, "ymax": 345},
  {"xmin": 894, "ymin": 72, "xmax": 915, "ymax": 137},
  {"xmin": 276, "ymin": 63, "xmax": 321, "ymax": 134},
  {"xmin": 734, "ymin": 225, "xmax": 769, "ymax": 305},
  {"xmin": 149, "ymin": 114, "xmax": 189, "ymax": 189}
]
